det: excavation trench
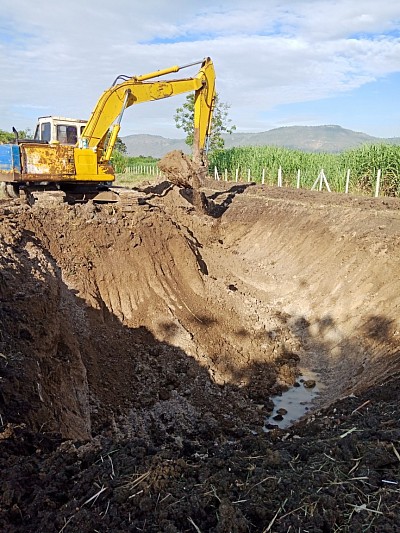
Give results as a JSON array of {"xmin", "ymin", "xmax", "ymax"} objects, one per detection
[
  {"xmin": 1, "ymin": 181, "xmax": 399, "ymax": 444},
  {"xmin": 2, "ymin": 181, "xmax": 400, "ymax": 532}
]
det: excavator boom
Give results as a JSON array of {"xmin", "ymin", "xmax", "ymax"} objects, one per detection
[{"xmin": 81, "ymin": 57, "xmax": 215, "ymax": 166}]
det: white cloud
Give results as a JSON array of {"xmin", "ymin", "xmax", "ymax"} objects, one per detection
[{"xmin": 1, "ymin": 0, "xmax": 400, "ymax": 137}]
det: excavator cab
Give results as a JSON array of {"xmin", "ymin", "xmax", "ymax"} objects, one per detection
[{"xmin": 33, "ymin": 116, "xmax": 87, "ymax": 145}]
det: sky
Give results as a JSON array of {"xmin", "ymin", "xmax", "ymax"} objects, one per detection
[{"xmin": 1, "ymin": 0, "xmax": 400, "ymax": 139}]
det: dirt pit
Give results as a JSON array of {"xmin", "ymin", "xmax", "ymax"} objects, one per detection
[{"xmin": 1, "ymin": 179, "xmax": 400, "ymax": 532}]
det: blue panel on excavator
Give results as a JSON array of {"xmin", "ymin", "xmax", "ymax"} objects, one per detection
[{"xmin": 0, "ymin": 144, "xmax": 21, "ymax": 173}]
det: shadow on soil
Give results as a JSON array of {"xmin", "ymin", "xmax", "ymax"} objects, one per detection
[
  {"xmin": 0, "ymin": 228, "xmax": 279, "ymax": 441},
  {"xmin": 207, "ymin": 183, "xmax": 255, "ymax": 218}
]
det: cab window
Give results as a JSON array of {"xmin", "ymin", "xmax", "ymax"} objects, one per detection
[
  {"xmin": 56, "ymin": 125, "xmax": 78, "ymax": 144},
  {"xmin": 40, "ymin": 122, "xmax": 51, "ymax": 142}
]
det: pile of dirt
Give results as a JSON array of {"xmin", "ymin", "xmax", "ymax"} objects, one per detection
[
  {"xmin": 1, "ymin": 180, "xmax": 400, "ymax": 532},
  {"xmin": 158, "ymin": 151, "xmax": 209, "ymax": 213},
  {"xmin": 158, "ymin": 150, "xmax": 206, "ymax": 189}
]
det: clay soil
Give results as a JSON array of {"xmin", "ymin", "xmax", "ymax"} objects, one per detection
[{"xmin": 1, "ymin": 178, "xmax": 400, "ymax": 532}]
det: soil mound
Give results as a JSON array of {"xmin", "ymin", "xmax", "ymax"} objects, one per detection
[
  {"xmin": 158, "ymin": 150, "xmax": 205, "ymax": 189},
  {"xmin": 1, "ymin": 182, "xmax": 400, "ymax": 532}
]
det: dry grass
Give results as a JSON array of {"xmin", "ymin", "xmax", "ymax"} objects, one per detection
[{"xmin": 114, "ymin": 172, "xmax": 158, "ymax": 188}]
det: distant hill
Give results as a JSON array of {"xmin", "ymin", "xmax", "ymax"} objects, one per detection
[
  {"xmin": 122, "ymin": 125, "xmax": 400, "ymax": 158},
  {"xmin": 122, "ymin": 134, "xmax": 187, "ymax": 158}
]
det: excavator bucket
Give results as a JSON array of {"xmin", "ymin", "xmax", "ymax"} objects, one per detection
[{"xmin": 157, "ymin": 150, "xmax": 206, "ymax": 189}]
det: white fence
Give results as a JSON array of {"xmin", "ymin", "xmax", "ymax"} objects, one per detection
[
  {"xmin": 213, "ymin": 166, "xmax": 385, "ymax": 197},
  {"xmin": 124, "ymin": 164, "xmax": 386, "ymax": 197},
  {"xmin": 124, "ymin": 165, "xmax": 162, "ymax": 176}
]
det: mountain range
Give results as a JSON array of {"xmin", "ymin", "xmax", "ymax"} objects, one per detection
[{"xmin": 121, "ymin": 125, "xmax": 400, "ymax": 158}]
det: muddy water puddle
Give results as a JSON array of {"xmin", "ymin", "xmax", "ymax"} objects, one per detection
[{"xmin": 265, "ymin": 370, "xmax": 325, "ymax": 431}]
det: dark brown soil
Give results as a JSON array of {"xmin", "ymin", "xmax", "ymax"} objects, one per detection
[{"xmin": 1, "ymin": 178, "xmax": 400, "ymax": 532}]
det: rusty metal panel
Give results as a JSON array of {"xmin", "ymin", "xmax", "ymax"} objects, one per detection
[{"xmin": 21, "ymin": 143, "xmax": 76, "ymax": 180}]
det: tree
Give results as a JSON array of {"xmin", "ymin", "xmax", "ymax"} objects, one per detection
[
  {"xmin": 0, "ymin": 128, "xmax": 32, "ymax": 143},
  {"xmin": 174, "ymin": 93, "xmax": 236, "ymax": 154},
  {"xmin": 114, "ymin": 136, "xmax": 127, "ymax": 154}
]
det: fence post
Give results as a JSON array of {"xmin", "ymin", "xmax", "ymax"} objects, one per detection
[
  {"xmin": 322, "ymin": 170, "xmax": 331, "ymax": 192},
  {"xmin": 311, "ymin": 169, "xmax": 331, "ymax": 192},
  {"xmin": 262, "ymin": 168, "xmax": 265, "ymax": 185},
  {"xmin": 375, "ymin": 169, "xmax": 381, "ymax": 197},
  {"xmin": 296, "ymin": 169, "xmax": 300, "ymax": 189},
  {"xmin": 315, "ymin": 169, "xmax": 323, "ymax": 191},
  {"xmin": 247, "ymin": 169, "xmax": 251, "ymax": 182},
  {"xmin": 345, "ymin": 169, "xmax": 350, "ymax": 194},
  {"xmin": 278, "ymin": 166, "xmax": 282, "ymax": 187},
  {"xmin": 214, "ymin": 166, "xmax": 219, "ymax": 181},
  {"xmin": 235, "ymin": 168, "xmax": 239, "ymax": 182},
  {"xmin": 225, "ymin": 169, "xmax": 228, "ymax": 182}
]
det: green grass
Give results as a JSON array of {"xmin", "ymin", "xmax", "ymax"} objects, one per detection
[
  {"xmin": 111, "ymin": 152, "xmax": 159, "ymax": 174},
  {"xmin": 114, "ymin": 172, "xmax": 159, "ymax": 188},
  {"xmin": 111, "ymin": 153, "xmax": 161, "ymax": 187}
]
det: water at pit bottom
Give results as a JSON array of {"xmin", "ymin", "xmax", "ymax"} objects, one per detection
[{"xmin": 264, "ymin": 370, "xmax": 324, "ymax": 431}]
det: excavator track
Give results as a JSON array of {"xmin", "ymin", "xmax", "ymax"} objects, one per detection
[
  {"xmin": 25, "ymin": 185, "xmax": 148, "ymax": 209},
  {"xmin": 28, "ymin": 190, "xmax": 67, "ymax": 206},
  {"xmin": 0, "ymin": 182, "xmax": 20, "ymax": 199}
]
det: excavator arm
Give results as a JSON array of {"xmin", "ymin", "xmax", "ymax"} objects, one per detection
[{"xmin": 81, "ymin": 57, "xmax": 215, "ymax": 166}]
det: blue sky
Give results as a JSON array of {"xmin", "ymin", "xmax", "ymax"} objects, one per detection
[{"xmin": 1, "ymin": 0, "xmax": 400, "ymax": 138}]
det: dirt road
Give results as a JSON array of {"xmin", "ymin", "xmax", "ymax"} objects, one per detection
[{"xmin": 1, "ymin": 179, "xmax": 399, "ymax": 532}]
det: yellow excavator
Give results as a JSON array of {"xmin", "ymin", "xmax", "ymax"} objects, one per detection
[{"xmin": 0, "ymin": 57, "xmax": 215, "ymax": 201}]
